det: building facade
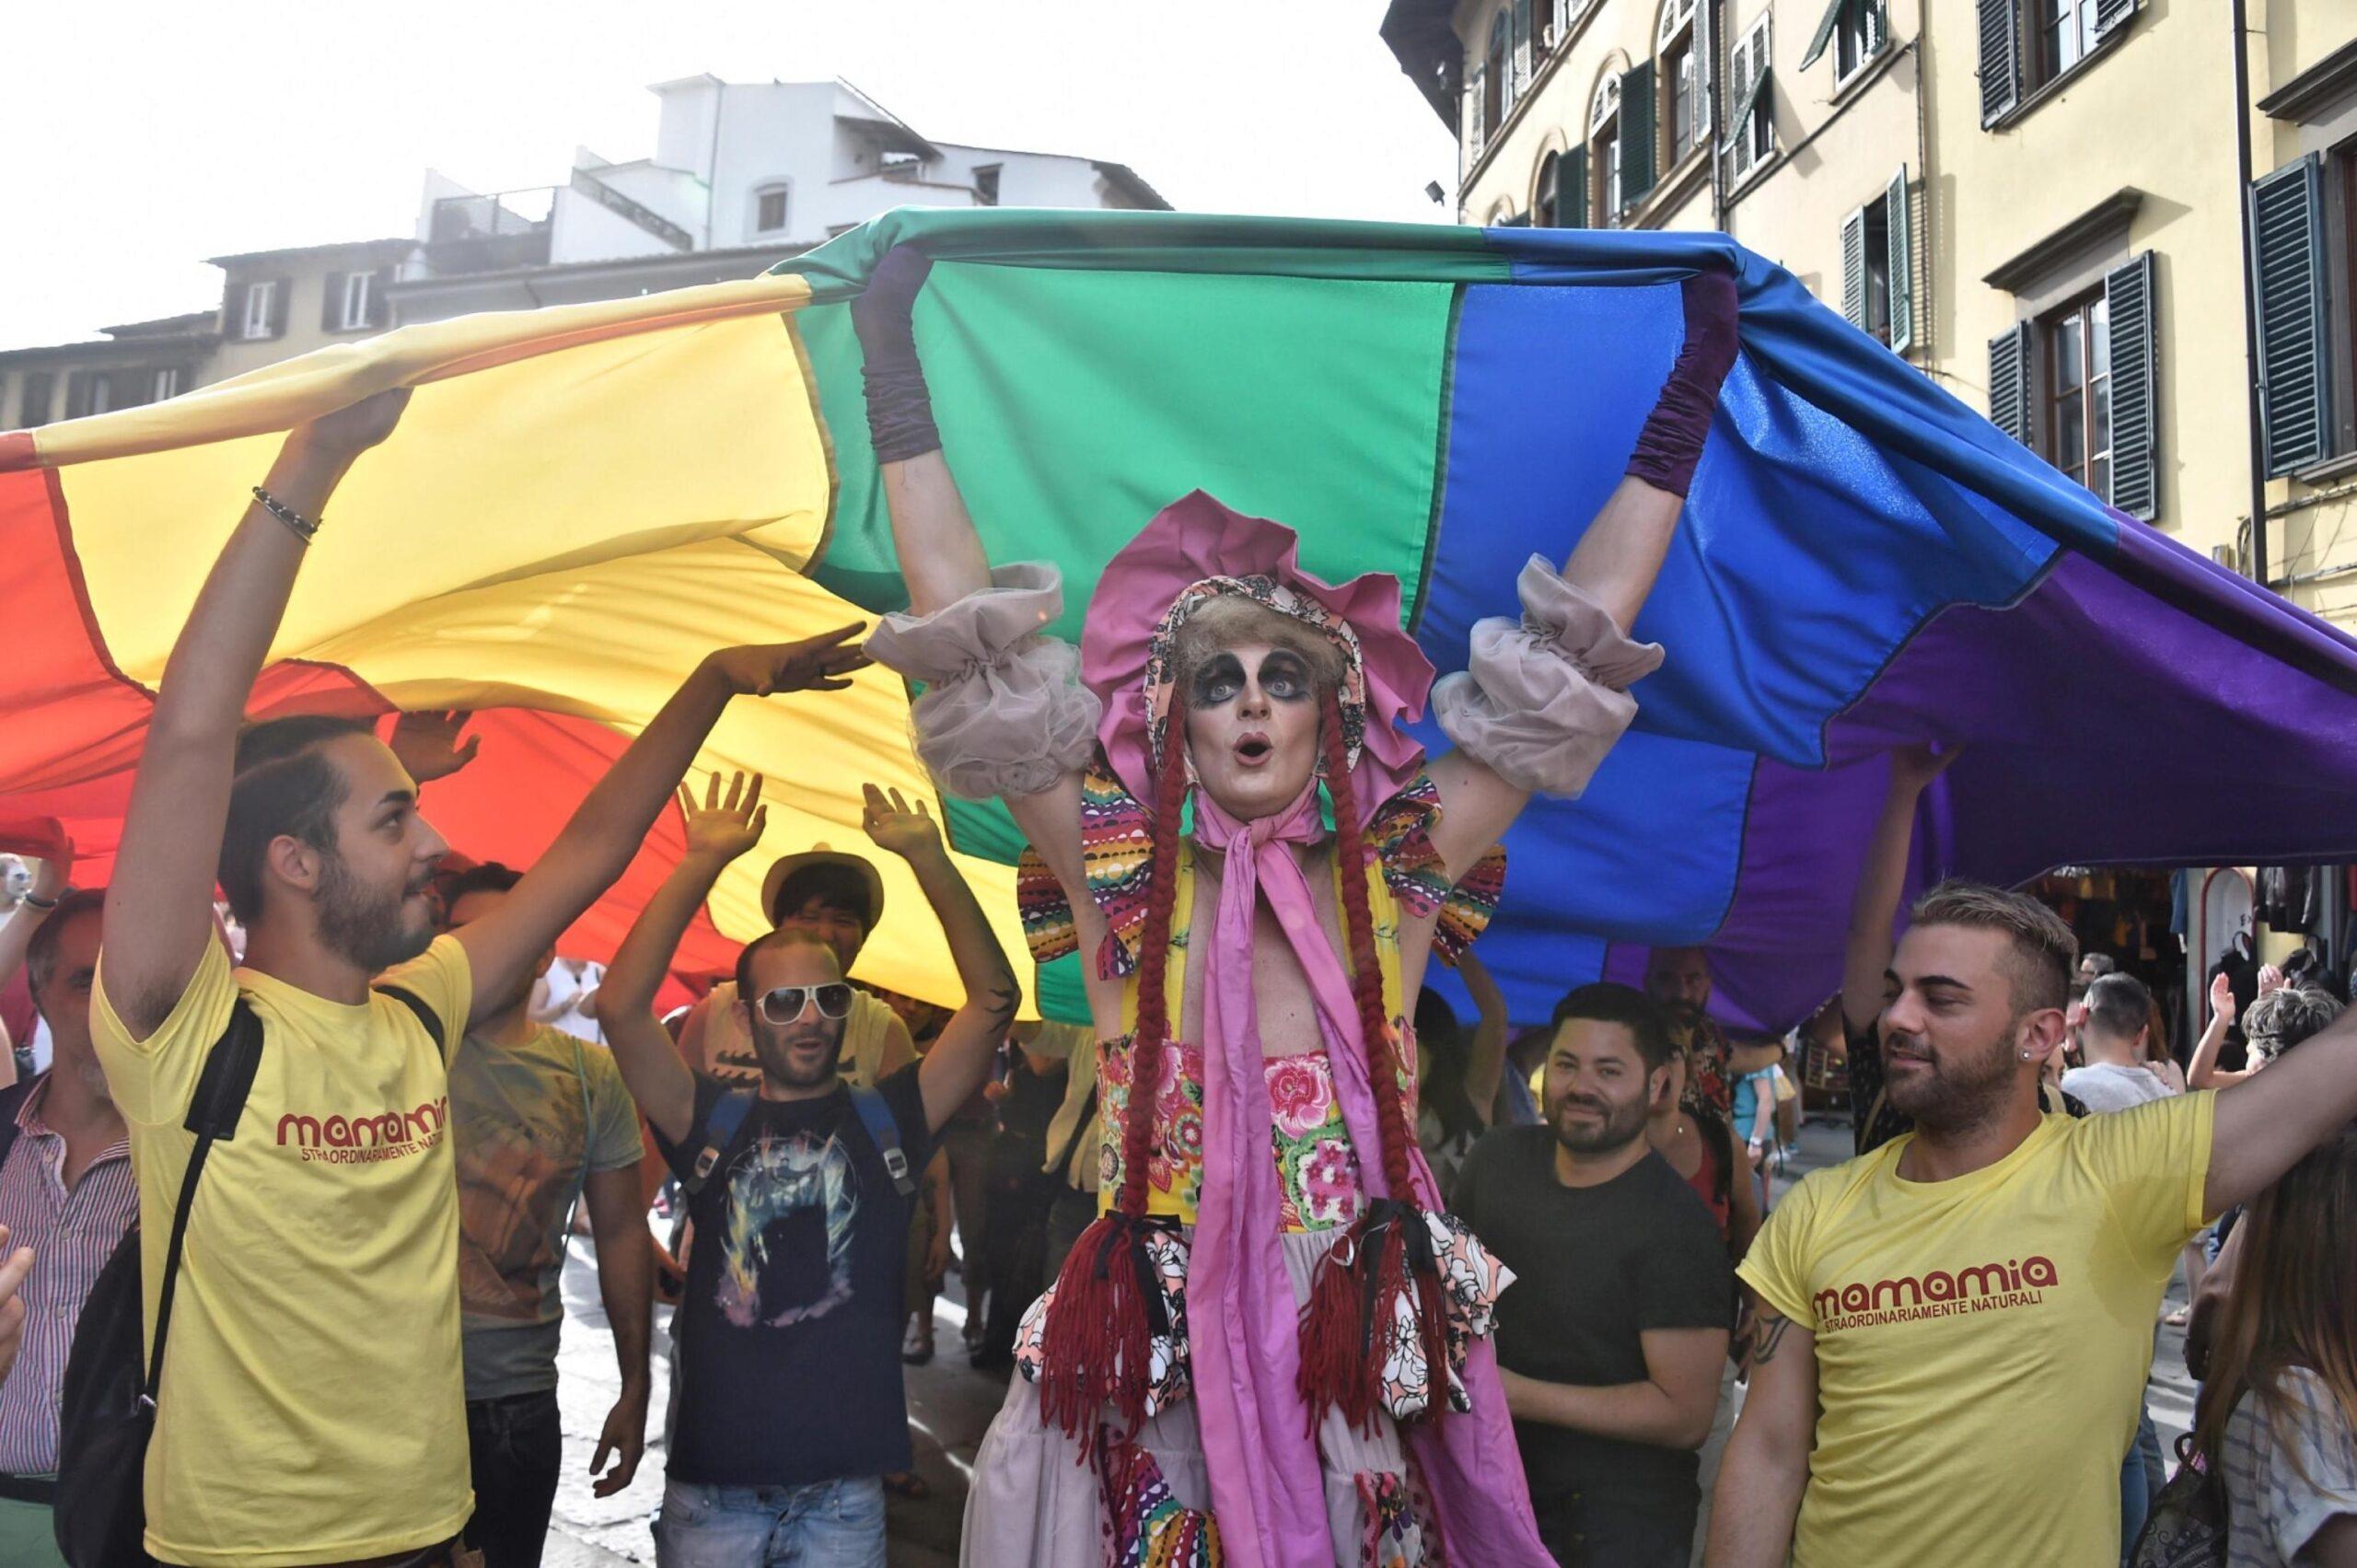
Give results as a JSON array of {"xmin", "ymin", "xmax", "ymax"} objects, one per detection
[
  {"xmin": 1382, "ymin": 0, "xmax": 2357, "ymax": 631},
  {"xmin": 2, "ymin": 75, "xmax": 1166, "ymax": 420}
]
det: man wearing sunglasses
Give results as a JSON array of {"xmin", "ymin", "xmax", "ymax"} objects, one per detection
[{"xmin": 598, "ymin": 773, "xmax": 1017, "ymax": 1567}]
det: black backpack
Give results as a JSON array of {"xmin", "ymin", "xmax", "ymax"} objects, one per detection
[{"xmin": 53, "ymin": 984, "xmax": 439, "ymax": 1568}]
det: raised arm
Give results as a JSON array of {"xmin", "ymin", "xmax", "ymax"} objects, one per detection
[
  {"xmin": 2205, "ymin": 993, "xmax": 2357, "ymax": 1214},
  {"xmin": 856, "ymin": 784, "xmax": 1021, "ymax": 1133},
  {"xmin": 2187, "ymin": 970, "xmax": 2256, "ymax": 1091},
  {"xmin": 455, "ymin": 631, "xmax": 866, "ymax": 1030},
  {"xmin": 0, "ymin": 845, "xmax": 71, "ymax": 998},
  {"xmin": 1457, "ymin": 950, "xmax": 1510, "ymax": 1131},
  {"xmin": 1705, "ymin": 1307, "xmax": 1817, "ymax": 1567},
  {"xmin": 595, "ymin": 772, "xmax": 769, "ymax": 1145},
  {"xmin": 1425, "ymin": 272, "xmax": 1739, "ymax": 879},
  {"xmin": 1842, "ymin": 745, "xmax": 1956, "ymax": 1035},
  {"xmin": 103, "ymin": 390, "xmax": 410, "ymax": 1036}
]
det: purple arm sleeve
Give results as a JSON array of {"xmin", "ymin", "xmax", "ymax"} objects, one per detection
[
  {"xmin": 1624, "ymin": 271, "xmax": 1741, "ymax": 499},
  {"xmin": 851, "ymin": 245, "xmax": 942, "ymax": 464}
]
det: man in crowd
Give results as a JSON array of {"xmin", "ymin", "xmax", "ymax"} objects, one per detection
[
  {"xmin": 441, "ymin": 862, "xmax": 653, "ymax": 1568},
  {"xmin": 91, "ymin": 388, "xmax": 873, "ymax": 1567},
  {"xmin": 677, "ymin": 846, "xmax": 915, "ymax": 1091},
  {"xmin": 1457, "ymin": 982, "xmax": 1735, "ymax": 1567},
  {"xmin": 2061, "ymin": 973, "xmax": 2173, "ymax": 1113},
  {"xmin": 1643, "ymin": 947, "xmax": 1782, "ymax": 1121},
  {"xmin": 599, "ymin": 775, "xmax": 1016, "ymax": 1564},
  {"xmin": 0, "ymin": 875, "xmax": 135, "ymax": 1564},
  {"xmin": 1711, "ymin": 880, "xmax": 2357, "ymax": 1566}
]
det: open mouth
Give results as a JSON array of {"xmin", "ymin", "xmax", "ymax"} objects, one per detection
[{"xmin": 1235, "ymin": 733, "xmax": 1273, "ymax": 767}]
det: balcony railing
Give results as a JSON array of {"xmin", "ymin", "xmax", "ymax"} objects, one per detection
[{"xmin": 424, "ymin": 188, "xmax": 555, "ymax": 274}]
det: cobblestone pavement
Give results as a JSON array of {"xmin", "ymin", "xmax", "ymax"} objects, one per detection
[{"xmin": 543, "ymin": 1111, "xmax": 2204, "ymax": 1562}]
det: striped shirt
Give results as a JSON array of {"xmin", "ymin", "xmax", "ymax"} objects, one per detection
[
  {"xmin": 2221, "ymin": 1366, "xmax": 2357, "ymax": 1568},
  {"xmin": 0, "ymin": 1075, "xmax": 135, "ymax": 1476}
]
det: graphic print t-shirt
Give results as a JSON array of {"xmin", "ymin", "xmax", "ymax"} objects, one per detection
[
  {"xmin": 450, "ymin": 1024, "xmax": 644, "ymax": 1400},
  {"xmin": 655, "ymin": 1066, "xmax": 935, "ymax": 1487},
  {"xmin": 1740, "ymin": 1093, "xmax": 2215, "ymax": 1568},
  {"xmin": 90, "ymin": 935, "xmax": 473, "ymax": 1568}
]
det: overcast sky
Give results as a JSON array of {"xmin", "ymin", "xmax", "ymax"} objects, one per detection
[{"xmin": 4, "ymin": 0, "xmax": 1458, "ymax": 347}]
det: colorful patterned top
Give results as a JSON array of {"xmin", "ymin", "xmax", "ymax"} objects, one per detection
[{"xmin": 1018, "ymin": 754, "xmax": 1505, "ymax": 1229}]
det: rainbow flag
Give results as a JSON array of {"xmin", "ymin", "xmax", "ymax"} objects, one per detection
[{"xmin": 6, "ymin": 208, "xmax": 2354, "ymax": 1026}]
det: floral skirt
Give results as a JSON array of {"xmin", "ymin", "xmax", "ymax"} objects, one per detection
[{"xmin": 961, "ymin": 1227, "xmax": 1435, "ymax": 1568}]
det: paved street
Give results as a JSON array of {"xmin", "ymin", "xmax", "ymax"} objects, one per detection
[{"xmin": 543, "ymin": 1109, "xmax": 2205, "ymax": 1562}]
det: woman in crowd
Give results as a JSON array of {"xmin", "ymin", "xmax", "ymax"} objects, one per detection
[
  {"xmin": 2190, "ymin": 1125, "xmax": 2357, "ymax": 1567},
  {"xmin": 1412, "ymin": 950, "xmax": 1509, "ymax": 1203}
]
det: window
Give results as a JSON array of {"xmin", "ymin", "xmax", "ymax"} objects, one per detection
[
  {"xmin": 974, "ymin": 165, "xmax": 1002, "ymax": 206},
  {"xmin": 1534, "ymin": 0, "xmax": 1558, "ymax": 52},
  {"xmin": 337, "ymin": 272, "xmax": 376, "ymax": 332},
  {"xmin": 1657, "ymin": 0, "xmax": 1701, "ymax": 169},
  {"xmin": 1513, "ymin": 0, "xmax": 1534, "ymax": 95},
  {"xmin": 2252, "ymin": 142, "xmax": 2357, "ymax": 475},
  {"xmin": 239, "ymin": 279, "xmax": 279, "ymax": 342},
  {"xmin": 1589, "ymin": 75, "xmax": 1621, "ymax": 226},
  {"xmin": 1989, "ymin": 251, "xmax": 2159, "ymax": 516},
  {"xmin": 755, "ymin": 185, "xmax": 789, "ymax": 234},
  {"xmin": 1485, "ymin": 13, "xmax": 1510, "ymax": 134},
  {"xmin": 69, "ymin": 371, "xmax": 113, "ymax": 418},
  {"xmin": 1799, "ymin": 0, "xmax": 1886, "ymax": 82},
  {"xmin": 1979, "ymin": 0, "xmax": 2138, "ymax": 124},
  {"xmin": 1534, "ymin": 152, "xmax": 1562, "ymax": 228},
  {"xmin": 1533, "ymin": 145, "xmax": 1586, "ymax": 229},
  {"xmin": 1724, "ymin": 13, "xmax": 1776, "ymax": 185},
  {"xmin": 151, "ymin": 366, "xmax": 180, "ymax": 402},
  {"xmin": 17, "ymin": 371, "xmax": 52, "ymax": 428},
  {"xmin": 1840, "ymin": 168, "xmax": 1913, "ymax": 353}
]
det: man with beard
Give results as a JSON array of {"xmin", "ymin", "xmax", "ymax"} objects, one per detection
[
  {"xmin": 1711, "ymin": 881, "xmax": 2357, "ymax": 1568},
  {"xmin": 598, "ymin": 774, "xmax": 1016, "ymax": 1566},
  {"xmin": 1643, "ymin": 947, "xmax": 1782, "ymax": 1123},
  {"xmin": 91, "ymin": 389, "xmax": 874, "ymax": 1568},
  {"xmin": 1456, "ymin": 984, "xmax": 1735, "ymax": 1566},
  {"xmin": 0, "ymin": 866, "xmax": 136, "ymax": 1566},
  {"xmin": 439, "ymin": 863, "xmax": 652, "ymax": 1568}
]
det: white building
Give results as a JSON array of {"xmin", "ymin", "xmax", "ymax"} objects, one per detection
[{"xmin": 392, "ymin": 75, "xmax": 1168, "ymax": 321}]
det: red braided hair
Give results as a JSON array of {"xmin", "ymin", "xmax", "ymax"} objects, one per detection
[
  {"xmin": 1320, "ymin": 690, "xmax": 1419, "ymax": 1202},
  {"xmin": 1115, "ymin": 689, "xmax": 1193, "ymax": 1217}
]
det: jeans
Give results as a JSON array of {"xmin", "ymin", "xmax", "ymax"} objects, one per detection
[
  {"xmin": 655, "ymin": 1476, "xmax": 887, "ymax": 1567},
  {"xmin": 464, "ymin": 1388, "xmax": 563, "ymax": 1568},
  {"xmin": 2119, "ymin": 1409, "xmax": 2165, "ymax": 1563}
]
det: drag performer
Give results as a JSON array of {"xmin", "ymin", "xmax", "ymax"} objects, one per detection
[{"xmin": 853, "ymin": 247, "xmax": 1739, "ymax": 1567}]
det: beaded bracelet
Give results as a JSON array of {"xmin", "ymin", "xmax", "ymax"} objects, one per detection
[{"xmin": 252, "ymin": 485, "xmax": 319, "ymax": 543}]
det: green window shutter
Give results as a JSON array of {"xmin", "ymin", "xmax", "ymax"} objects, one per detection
[
  {"xmin": 2095, "ymin": 0, "xmax": 2135, "ymax": 35},
  {"xmin": 2251, "ymin": 154, "xmax": 2334, "ymax": 477},
  {"xmin": 1514, "ymin": 0, "xmax": 1534, "ymax": 91},
  {"xmin": 1621, "ymin": 61, "xmax": 1656, "ymax": 205},
  {"xmin": 1800, "ymin": 0, "xmax": 1843, "ymax": 68},
  {"xmin": 1564, "ymin": 144, "xmax": 1588, "ymax": 228},
  {"xmin": 1979, "ymin": 0, "xmax": 2022, "ymax": 124},
  {"xmin": 1987, "ymin": 323, "xmax": 2032, "ymax": 445},
  {"xmin": 1840, "ymin": 206, "xmax": 1867, "ymax": 328},
  {"xmin": 2104, "ymin": 250, "xmax": 2159, "ymax": 518},
  {"xmin": 1887, "ymin": 168, "xmax": 1914, "ymax": 355},
  {"xmin": 320, "ymin": 272, "xmax": 347, "ymax": 332}
]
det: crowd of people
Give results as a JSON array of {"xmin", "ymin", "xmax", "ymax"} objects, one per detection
[{"xmin": 0, "ymin": 248, "xmax": 2350, "ymax": 1568}]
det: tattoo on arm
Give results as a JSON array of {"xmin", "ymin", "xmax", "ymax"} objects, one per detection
[
  {"xmin": 1750, "ymin": 1313, "xmax": 1794, "ymax": 1365},
  {"xmin": 981, "ymin": 973, "xmax": 1019, "ymax": 1027}
]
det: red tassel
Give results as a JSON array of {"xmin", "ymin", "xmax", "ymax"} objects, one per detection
[
  {"xmin": 1036, "ymin": 1213, "xmax": 1155, "ymax": 1454},
  {"xmin": 1297, "ymin": 1203, "xmax": 1457, "ymax": 1436}
]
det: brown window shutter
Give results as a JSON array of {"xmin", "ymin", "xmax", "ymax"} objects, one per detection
[
  {"xmin": 368, "ymin": 267, "xmax": 394, "ymax": 328},
  {"xmin": 222, "ymin": 282, "xmax": 247, "ymax": 340},
  {"xmin": 321, "ymin": 273, "xmax": 348, "ymax": 332},
  {"xmin": 267, "ymin": 277, "xmax": 290, "ymax": 340}
]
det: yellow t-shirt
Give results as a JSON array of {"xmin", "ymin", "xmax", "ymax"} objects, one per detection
[
  {"xmin": 1739, "ymin": 1094, "xmax": 2215, "ymax": 1567},
  {"xmin": 92, "ymin": 935, "xmax": 474, "ymax": 1567}
]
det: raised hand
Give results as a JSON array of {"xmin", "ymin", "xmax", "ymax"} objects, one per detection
[
  {"xmin": 389, "ymin": 710, "xmax": 482, "ymax": 784},
  {"xmin": 2257, "ymin": 963, "xmax": 2286, "ymax": 998},
  {"xmin": 295, "ymin": 386, "xmax": 412, "ymax": 460},
  {"xmin": 1890, "ymin": 742, "xmax": 1963, "ymax": 795},
  {"xmin": 703, "ymin": 624, "xmax": 872, "ymax": 698},
  {"xmin": 2210, "ymin": 970, "xmax": 2236, "ymax": 1027},
  {"xmin": 29, "ymin": 839, "xmax": 75, "ymax": 904},
  {"xmin": 677, "ymin": 771, "xmax": 767, "ymax": 862},
  {"xmin": 861, "ymin": 783, "xmax": 943, "ymax": 862}
]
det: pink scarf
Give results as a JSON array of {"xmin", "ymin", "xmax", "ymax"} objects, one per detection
[{"xmin": 1188, "ymin": 785, "xmax": 1550, "ymax": 1568}]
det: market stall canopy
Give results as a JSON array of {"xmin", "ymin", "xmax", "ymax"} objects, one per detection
[{"xmin": 5, "ymin": 208, "xmax": 2351, "ymax": 1028}]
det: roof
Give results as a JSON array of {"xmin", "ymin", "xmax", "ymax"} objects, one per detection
[
  {"xmin": 1092, "ymin": 161, "xmax": 1174, "ymax": 211},
  {"xmin": 204, "ymin": 236, "xmax": 416, "ymax": 268},
  {"xmin": 834, "ymin": 78, "xmax": 940, "ymax": 160},
  {"xmin": 1380, "ymin": 0, "xmax": 1465, "ymax": 127},
  {"xmin": 388, "ymin": 238, "xmax": 813, "ymax": 296},
  {"xmin": 99, "ymin": 311, "xmax": 220, "ymax": 340},
  {"xmin": 0, "ymin": 325, "xmax": 215, "ymax": 365}
]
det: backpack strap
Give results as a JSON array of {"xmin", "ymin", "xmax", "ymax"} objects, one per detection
[
  {"xmin": 148, "ymin": 998, "xmax": 265, "ymax": 1406},
  {"xmin": 847, "ymin": 1086, "xmax": 916, "ymax": 1199},
  {"xmin": 374, "ymin": 983, "xmax": 448, "ymax": 1063},
  {"xmin": 684, "ymin": 1089, "xmax": 757, "ymax": 1197}
]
